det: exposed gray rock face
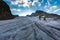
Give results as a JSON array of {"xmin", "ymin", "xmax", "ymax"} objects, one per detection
[{"xmin": 0, "ymin": 0, "xmax": 14, "ymax": 20}]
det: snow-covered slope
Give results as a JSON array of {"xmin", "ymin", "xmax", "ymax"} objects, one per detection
[{"xmin": 0, "ymin": 16, "xmax": 60, "ymax": 40}]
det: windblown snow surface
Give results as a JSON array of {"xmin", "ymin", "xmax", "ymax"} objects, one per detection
[{"xmin": 0, "ymin": 16, "xmax": 60, "ymax": 40}]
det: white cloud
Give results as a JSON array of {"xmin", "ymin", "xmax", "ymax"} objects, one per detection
[
  {"xmin": 11, "ymin": 0, "xmax": 20, "ymax": 5},
  {"xmin": 32, "ymin": 0, "xmax": 42, "ymax": 6},
  {"xmin": 49, "ymin": 6, "xmax": 57, "ymax": 10},
  {"xmin": 32, "ymin": 2, "xmax": 35, "ymax": 6},
  {"xmin": 45, "ymin": 6, "xmax": 57, "ymax": 13},
  {"xmin": 38, "ymin": 3, "xmax": 41, "ymax": 6},
  {"xmin": 44, "ymin": 0, "xmax": 59, "ymax": 13},
  {"xmin": 33, "ymin": 0, "xmax": 38, "ymax": 2},
  {"xmin": 17, "ymin": 9, "xmax": 21, "ymax": 12},
  {"xmin": 41, "ymin": 0, "xmax": 44, "ymax": 3},
  {"xmin": 10, "ymin": 0, "xmax": 42, "ymax": 7},
  {"xmin": 11, "ymin": 9, "xmax": 21, "ymax": 12},
  {"xmin": 23, "ymin": 0, "xmax": 30, "ymax": 8},
  {"xmin": 53, "ymin": 9, "xmax": 60, "ymax": 13},
  {"xmin": 32, "ymin": 0, "xmax": 38, "ymax": 6},
  {"xmin": 44, "ymin": 1, "xmax": 58, "ymax": 13},
  {"xmin": 45, "ymin": 5, "xmax": 58, "ymax": 13},
  {"xmin": 11, "ymin": 9, "xmax": 16, "ymax": 10},
  {"xmin": 23, "ymin": 0, "xmax": 28, "ymax": 3},
  {"xmin": 11, "ymin": 0, "xmax": 31, "ymax": 8},
  {"xmin": 18, "ymin": 5, "xmax": 22, "ymax": 7},
  {"xmin": 10, "ymin": 0, "xmax": 59, "ymax": 14},
  {"xmin": 47, "ymin": 0, "xmax": 51, "ymax": 6},
  {"xmin": 52, "ymin": 6, "xmax": 57, "ymax": 8}
]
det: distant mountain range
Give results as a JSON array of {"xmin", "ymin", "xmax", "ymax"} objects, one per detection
[{"xmin": 27, "ymin": 10, "xmax": 60, "ymax": 18}]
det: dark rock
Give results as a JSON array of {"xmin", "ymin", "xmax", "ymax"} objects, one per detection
[
  {"xmin": 14, "ymin": 15, "xmax": 19, "ymax": 17},
  {"xmin": 27, "ymin": 10, "xmax": 60, "ymax": 18},
  {"xmin": 0, "ymin": 0, "xmax": 14, "ymax": 20}
]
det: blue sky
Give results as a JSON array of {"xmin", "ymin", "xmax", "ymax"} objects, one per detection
[{"xmin": 4, "ymin": 0, "xmax": 60, "ymax": 16}]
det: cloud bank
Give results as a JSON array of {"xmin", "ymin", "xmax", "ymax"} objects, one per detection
[
  {"xmin": 9, "ymin": 0, "xmax": 60, "ymax": 16},
  {"xmin": 10, "ymin": 0, "xmax": 43, "ymax": 8}
]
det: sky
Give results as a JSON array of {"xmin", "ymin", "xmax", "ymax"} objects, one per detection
[{"xmin": 4, "ymin": 0, "xmax": 60, "ymax": 16}]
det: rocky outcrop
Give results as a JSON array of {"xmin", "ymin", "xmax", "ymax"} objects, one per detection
[
  {"xmin": 0, "ymin": 0, "xmax": 14, "ymax": 20},
  {"xmin": 27, "ymin": 10, "xmax": 60, "ymax": 18}
]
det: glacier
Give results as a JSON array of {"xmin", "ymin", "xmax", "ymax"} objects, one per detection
[{"xmin": 0, "ymin": 16, "xmax": 60, "ymax": 40}]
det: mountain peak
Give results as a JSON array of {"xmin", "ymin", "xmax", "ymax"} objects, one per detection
[
  {"xmin": 0, "ymin": 0, "xmax": 14, "ymax": 20},
  {"xmin": 27, "ymin": 10, "xmax": 60, "ymax": 18}
]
